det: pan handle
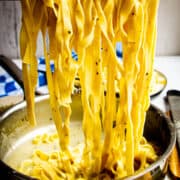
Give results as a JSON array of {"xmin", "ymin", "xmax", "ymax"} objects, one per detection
[{"xmin": 0, "ymin": 55, "xmax": 24, "ymax": 90}]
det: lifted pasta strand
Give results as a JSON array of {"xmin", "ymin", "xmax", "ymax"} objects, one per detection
[{"xmin": 19, "ymin": 0, "xmax": 160, "ymax": 179}]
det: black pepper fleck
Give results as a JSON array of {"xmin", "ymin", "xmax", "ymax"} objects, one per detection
[{"xmin": 113, "ymin": 120, "xmax": 116, "ymax": 128}]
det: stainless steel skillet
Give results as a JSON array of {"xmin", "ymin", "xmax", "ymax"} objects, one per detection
[{"xmin": 0, "ymin": 94, "xmax": 176, "ymax": 180}]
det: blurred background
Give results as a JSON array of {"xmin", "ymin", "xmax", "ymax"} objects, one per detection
[{"xmin": 0, "ymin": 0, "xmax": 180, "ymax": 58}]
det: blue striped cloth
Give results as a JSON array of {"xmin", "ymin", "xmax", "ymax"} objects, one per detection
[
  {"xmin": 0, "ymin": 67, "xmax": 23, "ymax": 97},
  {"xmin": 0, "ymin": 43, "xmax": 122, "ymax": 97},
  {"xmin": 0, "ymin": 66, "xmax": 47, "ymax": 97}
]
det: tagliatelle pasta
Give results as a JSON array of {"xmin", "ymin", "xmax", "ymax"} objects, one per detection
[{"xmin": 19, "ymin": 0, "xmax": 159, "ymax": 179}]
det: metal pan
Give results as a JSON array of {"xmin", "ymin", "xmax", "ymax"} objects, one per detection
[
  {"xmin": 0, "ymin": 94, "xmax": 176, "ymax": 180},
  {"xmin": 150, "ymin": 69, "xmax": 167, "ymax": 98}
]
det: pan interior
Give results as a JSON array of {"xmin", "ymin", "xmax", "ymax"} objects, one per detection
[
  {"xmin": 1, "ymin": 95, "xmax": 84, "ymax": 171},
  {"xmin": 3, "ymin": 123, "xmax": 84, "ymax": 170}
]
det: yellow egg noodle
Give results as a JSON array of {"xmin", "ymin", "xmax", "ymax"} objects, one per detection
[{"xmin": 19, "ymin": 0, "xmax": 159, "ymax": 179}]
